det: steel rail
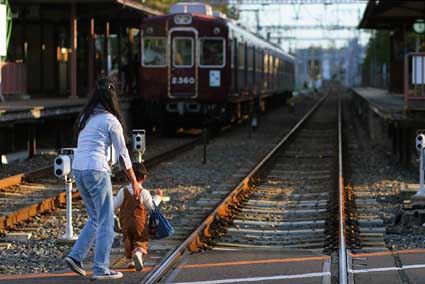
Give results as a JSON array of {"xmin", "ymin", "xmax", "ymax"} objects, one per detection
[
  {"xmin": 0, "ymin": 165, "xmax": 52, "ymax": 189},
  {"xmin": 140, "ymin": 94, "xmax": 329, "ymax": 284},
  {"xmin": 338, "ymin": 91, "xmax": 348, "ymax": 284}
]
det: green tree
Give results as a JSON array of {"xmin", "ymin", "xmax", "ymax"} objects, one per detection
[{"xmin": 362, "ymin": 31, "xmax": 390, "ymax": 77}]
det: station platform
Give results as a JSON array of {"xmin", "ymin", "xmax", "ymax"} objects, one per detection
[
  {"xmin": 351, "ymin": 87, "xmax": 406, "ymax": 121},
  {"xmin": 0, "ymin": 97, "xmax": 87, "ymax": 123},
  {"xmin": 350, "ymin": 87, "xmax": 423, "ymax": 166},
  {"xmin": 0, "ymin": 96, "xmax": 136, "ymax": 124}
]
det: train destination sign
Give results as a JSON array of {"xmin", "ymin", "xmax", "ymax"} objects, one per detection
[{"xmin": 413, "ymin": 19, "xmax": 425, "ymax": 34}]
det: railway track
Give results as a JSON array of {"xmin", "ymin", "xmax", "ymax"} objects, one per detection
[
  {"xmin": 343, "ymin": 93, "xmax": 387, "ymax": 250},
  {"xmin": 137, "ymin": 92, "xmax": 342, "ymax": 284},
  {"xmin": 0, "ymin": 136, "xmax": 201, "ymax": 231}
]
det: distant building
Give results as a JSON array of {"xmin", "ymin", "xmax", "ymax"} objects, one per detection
[{"xmin": 295, "ymin": 39, "xmax": 364, "ymax": 89}]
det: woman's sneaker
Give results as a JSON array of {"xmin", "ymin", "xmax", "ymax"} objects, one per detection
[
  {"xmin": 91, "ymin": 270, "xmax": 123, "ymax": 280},
  {"xmin": 65, "ymin": 256, "xmax": 86, "ymax": 276},
  {"xmin": 132, "ymin": 251, "xmax": 144, "ymax": 271}
]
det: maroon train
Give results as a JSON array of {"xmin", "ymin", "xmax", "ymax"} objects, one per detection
[{"xmin": 139, "ymin": 3, "xmax": 295, "ymax": 133}]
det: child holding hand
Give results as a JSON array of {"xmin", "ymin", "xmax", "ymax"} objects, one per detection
[{"xmin": 113, "ymin": 162, "xmax": 162, "ymax": 271}]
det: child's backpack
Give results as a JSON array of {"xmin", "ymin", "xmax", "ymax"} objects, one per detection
[{"xmin": 148, "ymin": 204, "xmax": 174, "ymax": 239}]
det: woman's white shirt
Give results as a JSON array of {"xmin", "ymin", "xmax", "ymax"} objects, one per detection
[{"xmin": 72, "ymin": 112, "xmax": 132, "ymax": 172}]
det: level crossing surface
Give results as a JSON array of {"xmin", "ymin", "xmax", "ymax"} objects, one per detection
[
  {"xmin": 158, "ymin": 248, "xmax": 331, "ymax": 284},
  {"xmin": 2, "ymin": 248, "xmax": 425, "ymax": 283}
]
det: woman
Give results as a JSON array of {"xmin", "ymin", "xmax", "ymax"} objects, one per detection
[{"xmin": 65, "ymin": 78, "xmax": 140, "ymax": 280}]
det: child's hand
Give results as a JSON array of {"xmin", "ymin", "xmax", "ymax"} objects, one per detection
[{"xmin": 155, "ymin": 189, "xmax": 163, "ymax": 197}]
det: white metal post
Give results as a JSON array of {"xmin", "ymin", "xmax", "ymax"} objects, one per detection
[
  {"xmin": 417, "ymin": 149, "xmax": 425, "ymax": 196},
  {"xmin": 137, "ymin": 152, "xmax": 143, "ymax": 163},
  {"xmin": 0, "ymin": 4, "xmax": 6, "ymax": 102},
  {"xmin": 0, "ymin": 65, "xmax": 4, "ymax": 102},
  {"xmin": 63, "ymin": 176, "xmax": 77, "ymax": 240}
]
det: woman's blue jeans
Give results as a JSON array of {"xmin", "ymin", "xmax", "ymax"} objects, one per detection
[{"xmin": 68, "ymin": 170, "xmax": 115, "ymax": 276}]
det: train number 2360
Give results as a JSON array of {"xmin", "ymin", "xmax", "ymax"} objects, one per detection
[{"xmin": 171, "ymin": 77, "xmax": 195, "ymax": 85}]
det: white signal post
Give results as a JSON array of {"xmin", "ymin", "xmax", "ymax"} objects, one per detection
[
  {"xmin": 0, "ymin": 4, "xmax": 7, "ymax": 102},
  {"xmin": 416, "ymin": 133, "xmax": 425, "ymax": 196},
  {"xmin": 132, "ymin": 129, "xmax": 146, "ymax": 163},
  {"xmin": 64, "ymin": 175, "xmax": 76, "ymax": 240},
  {"xmin": 54, "ymin": 149, "xmax": 77, "ymax": 241}
]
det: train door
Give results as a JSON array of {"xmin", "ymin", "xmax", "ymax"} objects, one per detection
[{"xmin": 168, "ymin": 28, "xmax": 198, "ymax": 98}]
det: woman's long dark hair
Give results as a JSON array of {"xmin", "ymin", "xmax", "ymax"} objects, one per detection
[{"xmin": 74, "ymin": 78, "xmax": 125, "ymax": 139}]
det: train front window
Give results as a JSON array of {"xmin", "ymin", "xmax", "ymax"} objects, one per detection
[
  {"xmin": 199, "ymin": 38, "xmax": 225, "ymax": 67},
  {"xmin": 173, "ymin": 37, "xmax": 193, "ymax": 67},
  {"xmin": 143, "ymin": 37, "xmax": 166, "ymax": 67}
]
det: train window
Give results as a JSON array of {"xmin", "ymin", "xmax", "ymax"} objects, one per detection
[
  {"xmin": 269, "ymin": 55, "xmax": 273, "ymax": 74},
  {"xmin": 256, "ymin": 49, "xmax": 261, "ymax": 71},
  {"xmin": 275, "ymin": 57, "xmax": 279, "ymax": 74},
  {"xmin": 264, "ymin": 53, "xmax": 268, "ymax": 74},
  {"xmin": 199, "ymin": 38, "xmax": 225, "ymax": 67},
  {"xmin": 173, "ymin": 37, "xmax": 193, "ymax": 68},
  {"xmin": 142, "ymin": 37, "xmax": 166, "ymax": 67},
  {"xmin": 247, "ymin": 46, "xmax": 254, "ymax": 70},
  {"xmin": 238, "ymin": 42, "xmax": 245, "ymax": 68}
]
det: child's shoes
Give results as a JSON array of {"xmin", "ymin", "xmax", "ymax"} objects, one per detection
[
  {"xmin": 132, "ymin": 251, "xmax": 144, "ymax": 271},
  {"xmin": 127, "ymin": 260, "xmax": 135, "ymax": 269}
]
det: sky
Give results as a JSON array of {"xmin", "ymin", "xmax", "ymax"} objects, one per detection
[{"xmin": 233, "ymin": 2, "xmax": 371, "ymax": 52}]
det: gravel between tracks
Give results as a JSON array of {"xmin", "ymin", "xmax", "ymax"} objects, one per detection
[
  {"xmin": 0, "ymin": 154, "xmax": 55, "ymax": 179},
  {"xmin": 0, "ymin": 96, "xmax": 319, "ymax": 275}
]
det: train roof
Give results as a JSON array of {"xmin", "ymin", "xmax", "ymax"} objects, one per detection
[
  {"xmin": 226, "ymin": 21, "xmax": 295, "ymax": 63},
  {"xmin": 143, "ymin": 12, "xmax": 295, "ymax": 63}
]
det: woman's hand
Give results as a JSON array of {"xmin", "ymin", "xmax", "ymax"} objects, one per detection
[{"xmin": 132, "ymin": 181, "xmax": 141, "ymax": 199}]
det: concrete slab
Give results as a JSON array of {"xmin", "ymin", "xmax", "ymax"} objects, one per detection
[
  {"xmin": 160, "ymin": 248, "xmax": 331, "ymax": 284},
  {"xmin": 353, "ymin": 271, "xmax": 401, "ymax": 284},
  {"xmin": 349, "ymin": 249, "xmax": 425, "ymax": 284}
]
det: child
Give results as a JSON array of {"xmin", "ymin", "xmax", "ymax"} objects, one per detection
[{"xmin": 113, "ymin": 162, "xmax": 162, "ymax": 271}]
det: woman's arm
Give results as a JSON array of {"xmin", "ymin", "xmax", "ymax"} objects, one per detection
[
  {"xmin": 119, "ymin": 157, "xmax": 141, "ymax": 198},
  {"xmin": 109, "ymin": 118, "xmax": 141, "ymax": 198}
]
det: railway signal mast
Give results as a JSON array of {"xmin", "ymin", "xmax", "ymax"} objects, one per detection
[
  {"xmin": 416, "ymin": 132, "xmax": 425, "ymax": 197},
  {"xmin": 132, "ymin": 129, "xmax": 146, "ymax": 163},
  {"xmin": 54, "ymin": 148, "xmax": 77, "ymax": 241}
]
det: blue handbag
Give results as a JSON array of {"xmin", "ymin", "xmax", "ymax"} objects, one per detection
[{"xmin": 148, "ymin": 203, "xmax": 174, "ymax": 239}]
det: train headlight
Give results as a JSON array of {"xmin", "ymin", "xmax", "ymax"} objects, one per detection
[{"xmin": 174, "ymin": 15, "xmax": 192, "ymax": 25}]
